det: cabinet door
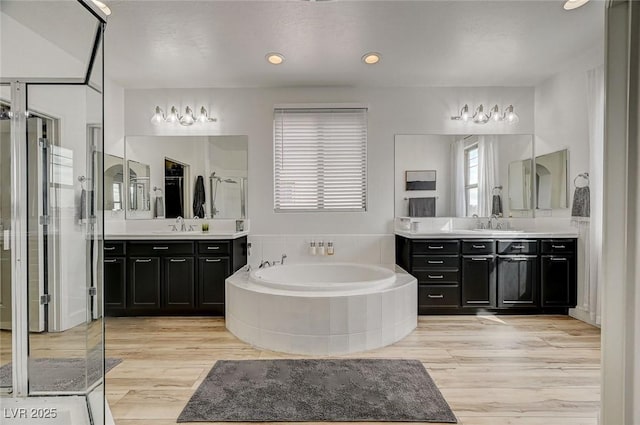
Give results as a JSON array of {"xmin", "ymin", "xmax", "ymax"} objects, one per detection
[
  {"xmin": 541, "ymin": 255, "xmax": 576, "ymax": 307},
  {"xmin": 497, "ymin": 257, "xmax": 538, "ymax": 308},
  {"xmin": 128, "ymin": 257, "xmax": 161, "ymax": 310},
  {"xmin": 461, "ymin": 256, "xmax": 496, "ymax": 307},
  {"xmin": 198, "ymin": 257, "xmax": 230, "ymax": 310},
  {"xmin": 104, "ymin": 257, "xmax": 126, "ymax": 311},
  {"xmin": 164, "ymin": 257, "xmax": 195, "ymax": 309}
]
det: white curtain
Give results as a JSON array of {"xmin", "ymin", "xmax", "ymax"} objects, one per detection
[
  {"xmin": 451, "ymin": 138, "xmax": 466, "ymax": 216},
  {"xmin": 584, "ymin": 65, "xmax": 604, "ymax": 325},
  {"xmin": 477, "ymin": 136, "xmax": 499, "ymax": 217}
]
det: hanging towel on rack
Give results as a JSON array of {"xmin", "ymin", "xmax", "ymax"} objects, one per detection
[
  {"xmin": 491, "ymin": 194, "xmax": 503, "ymax": 217},
  {"xmin": 193, "ymin": 176, "xmax": 206, "ymax": 218},
  {"xmin": 408, "ymin": 197, "xmax": 436, "ymax": 217},
  {"xmin": 155, "ymin": 195, "xmax": 165, "ymax": 218},
  {"xmin": 571, "ymin": 186, "xmax": 590, "ymax": 217},
  {"xmin": 79, "ymin": 189, "xmax": 94, "ymax": 222}
]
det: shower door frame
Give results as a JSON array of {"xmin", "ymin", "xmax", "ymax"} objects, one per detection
[{"xmin": 0, "ymin": 0, "xmax": 107, "ymax": 397}]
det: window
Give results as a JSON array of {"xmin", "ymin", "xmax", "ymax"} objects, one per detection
[
  {"xmin": 464, "ymin": 144, "xmax": 479, "ymax": 216},
  {"xmin": 274, "ymin": 108, "xmax": 367, "ymax": 212}
]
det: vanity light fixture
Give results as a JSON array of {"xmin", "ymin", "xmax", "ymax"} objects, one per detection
[
  {"xmin": 362, "ymin": 52, "xmax": 381, "ymax": 65},
  {"xmin": 563, "ymin": 0, "xmax": 589, "ymax": 10},
  {"xmin": 266, "ymin": 53, "xmax": 285, "ymax": 65},
  {"xmin": 151, "ymin": 106, "xmax": 217, "ymax": 126},
  {"xmin": 451, "ymin": 104, "xmax": 519, "ymax": 125}
]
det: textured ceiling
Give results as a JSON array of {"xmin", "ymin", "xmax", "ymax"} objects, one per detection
[{"xmin": 98, "ymin": 1, "xmax": 605, "ymax": 88}]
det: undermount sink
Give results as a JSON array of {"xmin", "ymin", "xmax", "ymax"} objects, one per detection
[{"xmin": 472, "ymin": 229, "xmax": 524, "ymax": 233}]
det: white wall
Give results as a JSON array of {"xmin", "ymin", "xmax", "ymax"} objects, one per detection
[
  {"xmin": 534, "ymin": 43, "xmax": 604, "ymax": 217},
  {"xmin": 121, "ymin": 86, "xmax": 535, "ymax": 235}
]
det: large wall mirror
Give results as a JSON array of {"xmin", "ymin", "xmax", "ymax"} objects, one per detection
[
  {"xmin": 394, "ymin": 134, "xmax": 534, "ymax": 218},
  {"xmin": 124, "ymin": 135, "xmax": 248, "ymax": 219},
  {"xmin": 104, "ymin": 153, "xmax": 125, "ymax": 211}
]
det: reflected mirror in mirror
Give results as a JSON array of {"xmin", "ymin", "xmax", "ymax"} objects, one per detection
[
  {"xmin": 394, "ymin": 134, "xmax": 534, "ymax": 218},
  {"xmin": 104, "ymin": 154, "xmax": 124, "ymax": 211},
  {"xmin": 127, "ymin": 160, "xmax": 151, "ymax": 213},
  {"xmin": 124, "ymin": 135, "xmax": 248, "ymax": 219},
  {"xmin": 535, "ymin": 149, "xmax": 568, "ymax": 209}
]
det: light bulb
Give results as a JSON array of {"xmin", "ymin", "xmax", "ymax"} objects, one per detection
[
  {"xmin": 473, "ymin": 104, "xmax": 489, "ymax": 124},
  {"xmin": 490, "ymin": 105, "xmax": 503, "ymax": 122},
  {"xmin": 505, "ymin": 105, "xmax": 519, "ymax": 124},
  {"xmin": 150, "ymin": 106, "xmax": 165, "ymax": 124},
  {"xmin": 165, "ymin": 106, "xmax": 179, "ymax": 124},
  {"xmin": 460, "ymin": 104, "xmax": 471, "ymax": 122},
  {"xmin": 197, "ymin": 106, "xmax": 209, "ymax": 123},
  {"xmin": 180, "ymin": 106, "xmax": 195, "ymax": 126},
  {"xmin": 564, "ymin": 0, "xmax": 589, "ymax": 10}
]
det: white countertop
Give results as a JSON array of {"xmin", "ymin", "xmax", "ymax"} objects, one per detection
[
  {"xmin": 105, "ymin": 231, "xmax": 249, "ymax": 241},
  {"xmin": 395, "ymin": 229, "xmax": 578, "ymax": 239}
]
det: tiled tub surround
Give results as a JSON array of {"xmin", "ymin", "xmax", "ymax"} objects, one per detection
[{"xmin": 226, "ymin": 264, "xmax": 417, "ymax": 355}]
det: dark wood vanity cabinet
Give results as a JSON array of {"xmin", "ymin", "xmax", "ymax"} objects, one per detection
[
  {"xmin": 396, "ymin": 235, "xmax": 576, "ymax": 314},
  {"xmin": 104, "ymin": 237, "xmax": 247, "ymax": 316}
]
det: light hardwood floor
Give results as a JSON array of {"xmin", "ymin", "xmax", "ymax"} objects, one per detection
[{"xmin": 105, "ymin": 315, "xmax": 601, "ymax": 425}]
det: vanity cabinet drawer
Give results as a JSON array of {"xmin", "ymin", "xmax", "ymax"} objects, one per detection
[
  {"xmin": 412, "ymin": 240, "xmax": 459, "ymax": 255},
  {"xmin": 497, "ymin": 240, "xmax": 538, "ymax": 255},
  {"xmin": 462, "ymin": 240, "xmax": 495, "ymax": 255},
  {"xmin": 541, "ymin": 239, "xmax": 576, "ymax": 254},
  {"xmin": 419, "ymin": 285, "xmax": 460, "ymax": 307},
  {"xmin": 104, "ymin": 241, "xmax": 125, "ymax": 256},
  {"xmin": 128, "ymin": 242, "xmax": 194, "ymax": 256},
  {"xmin": 412, "ymin": 255, "xmax": 459, "ymax": 270},
  {"xmin": 414, "ymin": 270, "xmax": 459, "ymax": 285},
  {"xmin": 198, "ymin": 241, "xmax": 231, "ymax": 255}
]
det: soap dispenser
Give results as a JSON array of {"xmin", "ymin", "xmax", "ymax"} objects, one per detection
[
  {"xmin": 309, "ymin": 240, "xmax": 317, "ymax": 255},
  {"xmin": 327, "ymin": 241, "xmax": 335, "ymax": 256},
  {"xmin": 318, "ymin": 241, "xmax": 325, "ymax": 256}
]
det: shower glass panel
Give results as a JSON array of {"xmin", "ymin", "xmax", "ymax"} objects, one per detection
[{"xmin": 0, "ymin": 87, "xmax": 12, "ymax": 394}]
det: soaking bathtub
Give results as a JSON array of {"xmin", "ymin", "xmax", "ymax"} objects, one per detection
[{"xmin": 225, "ymin": 263, "xmax": 417, "ymax": 355}]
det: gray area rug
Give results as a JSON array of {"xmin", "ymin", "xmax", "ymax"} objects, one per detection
[
  {"xmin": 0, "ymin": 357, "xmax": 121, "ymax": 392},
  {"xmin": 178, "ymin": 359, "xmax": 457, "ymax": 423}
]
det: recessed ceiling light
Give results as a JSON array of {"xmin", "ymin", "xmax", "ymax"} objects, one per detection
[
  {"xmin": 563, "ymin": 0, "xmax": 589, "ymax": 10},
  {"xmin": 91, "ymin": 0, "xmax": 111, "ymax": 15},
  {"xmin": 266, "ymin": 53, "xmax": 285, "ymax": 65},
  {"xmin": 362, "ymin": 52, "xmax": 381, "ymax": 65}
]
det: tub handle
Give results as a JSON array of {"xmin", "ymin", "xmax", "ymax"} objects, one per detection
[
  {"xmin": 205, "ymin": 258, "xmax": 221, "ymax": 263},
  {"xmin": 428, "ymin": 274, "xmax": 444, "ymax": 279},
  {"xmin": 427, "ymin": 294, "xmax": 444, "ymax": 299}
]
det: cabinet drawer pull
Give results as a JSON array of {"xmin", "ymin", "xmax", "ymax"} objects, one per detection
[
  {"xmin": 508, "ymin": 257, "xmax": 529, "ymax": 261},
  {"xmin": 104, "ymin": 259, "xmax": 117, "ymax": 263},
  {"xmin": 170, "ymin": 258, "xmax": 187, "ymax": 263},
  {"xmin": 550, "ymin": 257, "xmax": 567, "ymax": 261},
  {"xmin": 104, "ymin": 246, "xmax": 116, "ymax": 251},
  {"xmin": 427, "ymin": 260, "xmax": 444, "ymax": 264},
  {"xmin": 471, "ymin": 257, "xmax": 488, "ymax": 261},
  {"xmin": 551, "ymin": 245, "xmax": 566, "ymax": 249},
  {"xmin": 205, "ymin": 258, "xmax": 221, "ymax": 263},
  {"xmin": 428, "ymin": 245, "xmax": 444, "ymax": 250},
  {"xmin": 427, "ymin": 294, "xmax": 444, "ymax": 299},
  {"xmin": 153, "ymin": 246, "xmax": 169, "ymax": 250},
  {"xmin": 512, "ymin": 245, "xmax": 526, "ymax": 249},
  {"xmin": 135, "ymin": 259, "xmax": 152, "ymax": 263},
  {"xmin": 207, "ymin": 246, "xmax": 220, "ymax": 250},
  {"xmin": 472, "ymin": 244, "xmax": 486, "ymax": 249},
  {"xmin": 427, "ymin": 274, "xmax": 444, "ymax": 279}
]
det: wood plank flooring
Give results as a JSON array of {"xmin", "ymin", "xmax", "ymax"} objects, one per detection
[{"xmin": 105, "ymin": 315, "xmax": 601, "ymax": 425}]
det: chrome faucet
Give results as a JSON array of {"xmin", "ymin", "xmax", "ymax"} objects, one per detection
[
  {"xmin": 280, "ymin": 254, "xmax": 287, "ymax": 265},
  {"xmin": 259, "ymin": 260, "xmax": 272, "ymax": 268},
  {"xmin": 487, "ymin": 214, "xmax": 502, "ymax": 230},
  {"xmin": 176, "ymin": 216, "xmax": 186, "ymax": 232}
]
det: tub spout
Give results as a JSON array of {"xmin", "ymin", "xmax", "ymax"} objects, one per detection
[{"xmin": 259, "ymin": 260, "xmax": 272, "ymax": 268}]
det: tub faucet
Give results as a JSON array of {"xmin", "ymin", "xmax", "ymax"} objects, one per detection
[
  {"xmin": 259, "ymin": 260, "xmax": 272, "ymax": 268},
  {"xmin": 280, "ymin": 254, "xmax": 287, "ymax": 265}
]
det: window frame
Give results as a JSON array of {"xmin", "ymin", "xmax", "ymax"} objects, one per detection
[{"xmin": 464, "ymin": 143, "xmax": 479, "ymax": 216}]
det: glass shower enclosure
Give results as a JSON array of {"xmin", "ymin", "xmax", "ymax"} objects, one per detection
[{"xmin": 0, "ymin": 1, "xmax": 107, "ymax": 424}]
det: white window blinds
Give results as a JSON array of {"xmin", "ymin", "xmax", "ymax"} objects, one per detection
[{"xmin": 274, "ymin": 108, "xmax": 368, "ymax": 212}]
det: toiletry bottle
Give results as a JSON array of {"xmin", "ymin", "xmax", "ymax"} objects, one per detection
[
  {"xmin": 318, "ymin": 241, "xmax": 325, "ymax": 256},
  {"xmin": 327, "ymin": 241, "xmax": 334, "ymax": 256},
  {"xmin": 309, "ymin": 240, "xmax": 316, "ymax": 255}
]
